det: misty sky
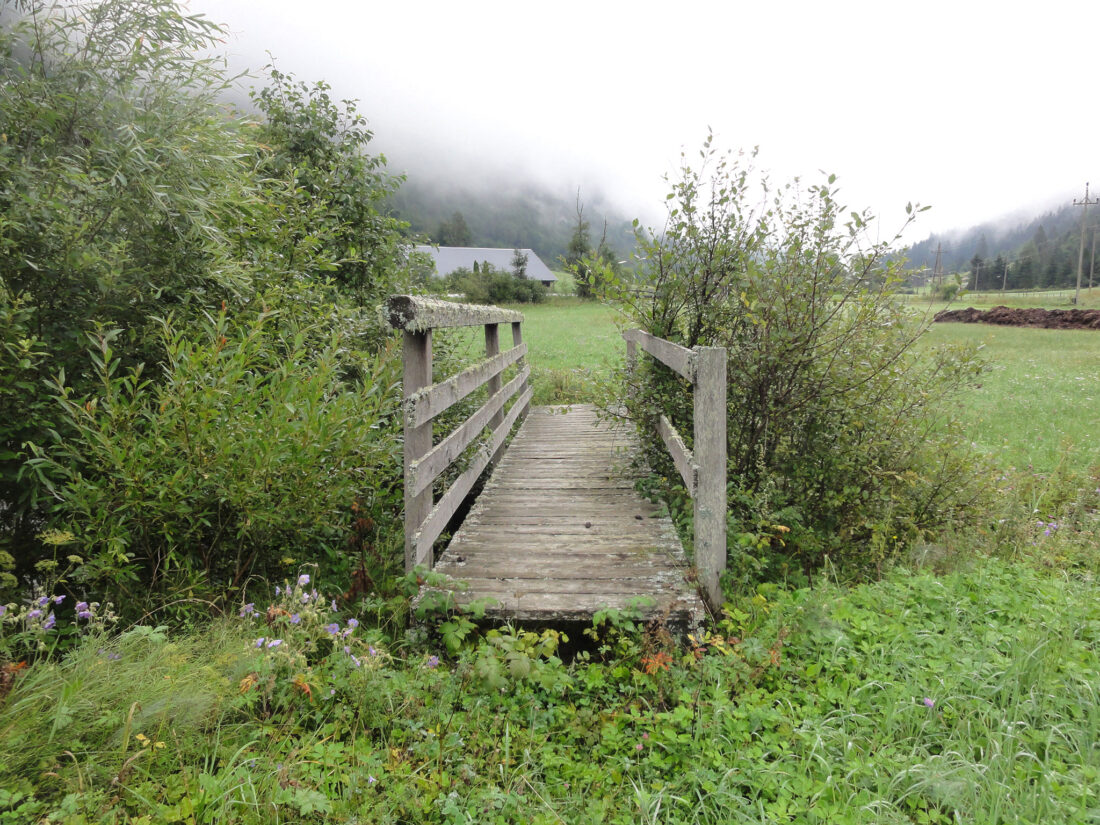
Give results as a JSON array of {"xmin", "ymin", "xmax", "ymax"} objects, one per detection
[{"xmin": 195, "ymin": 0, "xmax": 1098, "ymax": 241}]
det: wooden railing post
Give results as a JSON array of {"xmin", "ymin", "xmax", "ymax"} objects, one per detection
[
  {"xmin": 403, "ymin": 329, "xmax": 432, "ymax": 573},
  {"xmin": 512, "ymin": 321, "xmax": 528, "ymax": 420},
  {"xmin": 693, "ymin": 347, "xmax": 726, "ymax": 610},
  {"xmin": 485, "ymin": 323, "xmax": 502, "ymax": 432}
]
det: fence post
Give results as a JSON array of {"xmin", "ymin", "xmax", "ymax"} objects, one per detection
[
  {"xmin": 512, "ymin": 321, "xmax": 529, "ymax": 421},
  {"xmin": 403, "ymin": 329, "xmax": 433, "ymax": 573},
  {"xmin": 693, "ymin": 346, "xmax": 726, "ymax": 610}
]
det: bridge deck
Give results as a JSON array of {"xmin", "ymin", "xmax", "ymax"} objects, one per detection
[{"xmin": 428, "ymin": 404, "xmax": 706, "ymax": 628}]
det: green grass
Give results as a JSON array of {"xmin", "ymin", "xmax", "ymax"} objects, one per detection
[
  {"xmin": 923, "ymin": 323, "xmax": 1100, "ymax": 474},
  {"xmin": 3, "ymin": 561, "xmax": 1098, "ymax": 823},
  {"xmin": 510, "ymin": 298, "xmax": 624, "ymax": 404},
  {"xmin": 506, "ymin": 297, "xmax": 1100, "ymax": 475}
]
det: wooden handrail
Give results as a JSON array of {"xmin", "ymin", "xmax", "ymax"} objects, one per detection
[
  {"xmin": 624, "ymin": 329, "xmax": 727, "ymax": 610},
  {"xmin": 386, "ymin": 295, "xmax": 530, "ymax": 572}
]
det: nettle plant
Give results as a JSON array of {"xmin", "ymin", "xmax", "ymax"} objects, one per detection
[{"xmin": 604, "ymin": 136, "xmax": 988, "ymax": 583}]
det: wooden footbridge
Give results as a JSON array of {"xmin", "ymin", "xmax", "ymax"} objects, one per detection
[{"xmin": 385, "ymin": 295, "xmax": 727, "ymax": 628}]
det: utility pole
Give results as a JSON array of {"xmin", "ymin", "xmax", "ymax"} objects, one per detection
[
  {"xmin": 932, "ymin": 243, "xmax": 944, "ymax": 289},
  {"xmin": 1090, "ymin": 226, "xmax": 1097, "ymax": 293},
  {"xmin": 1073, "ymin": 183, "xmax": 1099, "ymax": 305}
]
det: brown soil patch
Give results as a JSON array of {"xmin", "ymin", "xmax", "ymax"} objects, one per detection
[{"xmin": 933, "ymin": 305, "xmax": 1100, "ymax": 330}]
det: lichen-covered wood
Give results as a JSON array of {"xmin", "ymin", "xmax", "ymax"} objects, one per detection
[
  {"xmin": 385, "ymin": 294, "xmax": 523, "ymax": 332},
  {"xmin": 657, "ymin": 413, "xmax": 697, "ymax": 496},
  {"xmin": 405, "ymin": 344, "xmax": 527, "ymax": 429},
  {"xmin": 622, "ymin": 328, "xmax": 695, "ymax": 381}
]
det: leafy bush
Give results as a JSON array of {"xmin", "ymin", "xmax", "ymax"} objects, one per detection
[
  {"xmin": 607, "ymin": 138, "xmax": 988, "ymax": 583},
  {"xmin": 1, "ymin": 2, "xmax": 414, "ymax": 606},
  {"xmin": 252, "ymin": 68, "xmax": 411, "ymax": 342},
  {"xmin": 445, "ymin": 265, "xmax": 546, "ymax": 304},
  {"xmin": 0, "ymin": 0, "xmax": 261, "ymax": 569},
  {"xmin": 29, "ymin": 307, "xmax": 403, "ymax": 614}
]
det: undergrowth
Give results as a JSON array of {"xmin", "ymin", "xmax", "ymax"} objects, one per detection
[{"xmin": 2, "ymin": 561, "xmax": 1098, "ymax": 824}]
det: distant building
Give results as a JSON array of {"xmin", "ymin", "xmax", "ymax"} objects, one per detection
[{"xmin": 414, "ymin": 246, "xmax": 557, "ymax": 287}]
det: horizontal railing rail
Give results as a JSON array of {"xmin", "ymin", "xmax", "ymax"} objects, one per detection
[
  {"xmin": 386, "ymin": 295, "xmax": 531, "ymax": 572},
  {"xmin": 623, "ymin": 329, "xmax": 727, "ymax": 610}
]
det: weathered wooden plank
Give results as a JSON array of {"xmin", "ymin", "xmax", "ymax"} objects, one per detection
[
  {"xmin": 407, "ymin": 366, "xmax": 529, "ymax": 497},
  {"xmin": 413, "ymin": 386, "xmax": 533, "ymax": 560},
  {"xmin": 657, "ymin": 414, "xmax": 698, "ymax": 496},
  {"xmin": 419, "ymin": 588, "xmax": 703, "ymax": 626},
  {"xmin": 432, "ymin": 577, "xmax": 691, "ymax": 596},
  {"xmin": 622, "ymin": 329, "xmax": 696, "ymax": 381},
  {"xmin": 693, "ymin": 346, "xmax": 727, "ymax": 610},
  {"xmin": 386, "ymin": 294, "xmax": 523, "ymax": 332},
  {"xmin": 485, "ymin": 323, "xmax": 503, "ymax": 438},
  {"xmin": 403, "ymin": 330, "xmax": 433, "ymax": 573},
  {"xmin": 406, "ymin": 344, "xmax": 527, "ymax": 428},
  {"xmin": 419, "ymin": 404, "xmax": 705, "ymax": 626},
  {"xmin": 436, "ymin": 556, "xmax": 675, "ymax": 576}
]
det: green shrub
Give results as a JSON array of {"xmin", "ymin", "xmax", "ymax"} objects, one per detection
[
  {"xmin": 446, "ymin": 265, "xmax": 546, "ymax": 304},
  {"xmin": 0, "ymin": 2, "xmax": 414, "ymax": 604},
  {"xmin": 607, "ymin": 138, "xmax": 989, "ymax": 583},
  {"xmin": 28, "ymin": 306, "xmax": 403, "ymax": 616}
]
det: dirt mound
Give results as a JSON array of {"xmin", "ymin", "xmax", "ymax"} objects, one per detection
[{"xmin": 933, "ymin": 305, "xmax": 1100, "ymax": 330}]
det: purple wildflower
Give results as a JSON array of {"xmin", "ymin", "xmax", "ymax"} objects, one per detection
[
  {"xmin": 324, "ymin": 623, "xmax": 340, "ymax": 635},
  {"xmin": 255, "ymin": 637, "xmax": 266, "ymax": 648},
  {"xmin": 42, "ymin": 613, "xmax": 56, "ymax": 630},
  {"xmin": 77, "ymin": 609, "xmax": 92, "ymax": 620},
  {"xmin": 297, "ymin": 573, "xmax": 310, "ymax": 587},
  {"xmin": 368, "ymin": 775, "xmax": 377, "ymax": 785},
  {"xmin": 290, "ymin": 613, "xmax": 301, "ymax": 624},
  {"xmin": 350, "ymin": 654, "xmax": 361, "ymax": 668},
  {"xmin": 266, "ymin": 639, "xmax": 283, "ymax": 648},
  {"xmin": 0, "ymin": 605, "xmax": 7, "ymax": 618},
  {"xmin": 347, "ymin": 618, "xmax": 359, "ymax": 629},
  {"xmin": 427, "ymin": 655, "xmax": 439, "ymax": 669},
  {"xmin": 275, "ymin": 586, "xmax": 281, "ymax": 596},
  {"xmin": 923, "ymin": 697, "xmax": 936, "ymax": 708},
  {"xmin": 53, "ymin": 595, "xmax": 65, "ymax": 604},
  {"xmin": 239, "ymin": 603, "xmax": 256, "ymax": 617},
  {"xmin": 27, "ymin": 608, "xmax": 42, "ymax": 620},
  {"xmin": 37, "ymin": 596, "xmax": 49, "ymax": 608},
  {"xmin": 330, "ymin": 599, "xmax": 338, "ymax": 612},
  {"xmin": 368, "ymin": 645, "xmax": 378, "ymax": 657}
]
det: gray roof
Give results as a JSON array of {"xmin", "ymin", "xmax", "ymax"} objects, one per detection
[{"xmin": 414, "ymin": 246, "xmax": 557, "ymax": 283}]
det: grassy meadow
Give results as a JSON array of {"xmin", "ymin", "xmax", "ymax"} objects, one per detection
[{"xmin": 506, "ymin": 294, "xmax": 1100, "ymax": 476}]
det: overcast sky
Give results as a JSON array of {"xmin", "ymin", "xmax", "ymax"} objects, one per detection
[{"xmin": 195, "ymin": 0, "xmax": 1099, "ymax": 242}]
